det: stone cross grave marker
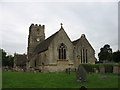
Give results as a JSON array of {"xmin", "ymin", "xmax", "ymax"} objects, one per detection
[
  {"xmin": 76, "ymin": 65, "xmax": 87, "ymax": 82},
  {"xmin": 99, "ymin": 65, "xmax": 105, "ymax": 73}
]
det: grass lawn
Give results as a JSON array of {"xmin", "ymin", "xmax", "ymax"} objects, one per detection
[{"xmin": 2, "ymin": 71, "xmax": 119, "ymax": 88}]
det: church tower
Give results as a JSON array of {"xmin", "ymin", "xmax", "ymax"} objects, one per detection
[{"xmin": 27, "ymin": 24, "xmax": 45, "ymax": 60}]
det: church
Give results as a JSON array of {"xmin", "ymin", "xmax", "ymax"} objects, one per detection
[{"xmin": 25, "ymin": 23, "xmax": 96, "ymax": 72}]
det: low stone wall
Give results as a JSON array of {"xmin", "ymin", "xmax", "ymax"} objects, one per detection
[
  {"xmin": 13, "ymin": 66, "xmax": 26, "ymax": 72},
  {"xmin": 40, "ymin": 65, "xmax": 74, "ymax": 72},
  {"xmin": 2, "ymin": 66, "xmax": 13, "ymax": 72},
  {"xmin": 27, "ymin": 63, "xmax": 120, "ymax": 73}
]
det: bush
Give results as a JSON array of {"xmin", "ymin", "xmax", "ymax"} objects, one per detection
[
  {"xmin": 79, "ymin": 63, "xmax": 114, "ymax": 73},
  {"xmin": 80, "ymin": 64, "xmax": 96, "ymax": 73},
  {"xmin": 84, "ymin": 64, "xmax": 93, "ymax": 72},
  {"xmin": 101, "ymin": 63, "xmax": 113, "ymax": 73}
]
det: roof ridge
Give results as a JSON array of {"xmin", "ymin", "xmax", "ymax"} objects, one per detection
[{"xmin": 34, "ymin": 31, "xmax": 59, "ymax": 54}]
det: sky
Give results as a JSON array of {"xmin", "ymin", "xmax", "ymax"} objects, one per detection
[{"xmin": 0, "ymin": 0, "xmax": 118, "ymax": 59}]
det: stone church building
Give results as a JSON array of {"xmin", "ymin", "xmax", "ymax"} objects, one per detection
[{"xmin": 25, "ymin": 23, "xmax": 96, "ymax": 72}]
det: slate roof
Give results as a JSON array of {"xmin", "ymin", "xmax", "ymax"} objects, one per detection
[
  {"xmin": 72, "ymin": 38, "xmax": 80, "ymax": 45},
  {"xmin": 72, "ymin": 35, "xmax": 94, "ymax": 50},
  {"xmin": 34, "ymin": 31, "xmax": 59, "ymax": 54},
  {"xmin": 14, "ymin": 54, "xmax": 27, "ymax": 66}
]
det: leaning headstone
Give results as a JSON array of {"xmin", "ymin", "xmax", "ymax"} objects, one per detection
[
  {"xmin": 76, "ymin": 65, "xmax": 87, "ymax": 82},
  {"xmin": 99, "ymin": 65, "xmax": 105, "ymax": 73}
]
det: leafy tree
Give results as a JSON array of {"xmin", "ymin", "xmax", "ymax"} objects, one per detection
[
  {"xmin": 0, "ymin": 48, "xmax": 14, "ymax": 67},
  {"xmin": 0, "ymin": 49, "xmax": 7, "ymax": 66},
  {"xmin": 98, "ymin": 44, "xmax": 112, "ymax": 62},
  {"xmin": 6, "ymin": 55, "xmax": 14, "ymax": 67},
  {"xmin": 112, "ymin": 50, "xmax": 120, "ymax": 62},
  {"xmin": 0, "ymin": 49, "xmax": 2, "ymax": 67}
]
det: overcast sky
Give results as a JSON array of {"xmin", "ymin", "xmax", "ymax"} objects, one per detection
[{"xmin": 0, "ymin": 1, "xmax": 118, "ymax": 59}]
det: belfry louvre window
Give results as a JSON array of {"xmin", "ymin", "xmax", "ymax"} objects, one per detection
[{"xmin": 59, "ymin": 43, "xmax": 66, "ymax": 59}]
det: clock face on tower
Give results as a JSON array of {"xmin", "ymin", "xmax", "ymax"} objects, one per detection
[{"xmin": 36, "ymin": 38, "xmax": 40, "ymax": 42}]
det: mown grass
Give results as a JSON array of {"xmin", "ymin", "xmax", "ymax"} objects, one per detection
[
  {"xmin": 2, "ymin": 72, "xmax": 119, "ymax": 88},
  {"xmin": 0, "ymin": 72, "xmax": 2, "ymax": 89}
]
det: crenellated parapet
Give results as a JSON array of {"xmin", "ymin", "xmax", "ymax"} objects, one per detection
[{"xmin": 29, "ymin": 24, "xmax": 45, "ymax": 30}]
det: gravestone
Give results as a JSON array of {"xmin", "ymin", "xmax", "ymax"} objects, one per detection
[
  {"xmin": 76, "ymin": 65, "xmax": 87, "ymax": 82},
  {"xmin": 68, "ymin": 68, "xmax": 71, "ymax": 74},
  {"xmin": 93, "ymin": 68, "xmax": 98, "ymax": 73},
  {"xmin": 65, "ymin": 68, "xmax": 71, "ymax": 74},
  {"xmin": 99, "ymin": 65, "xmax": 105, "ymax": 73},
  {"xmin": 65, "ymin": 68, "xmax": 68, "ymax": 73},
  {"xmin": 113, "ymin": 65, "xmax": 120, "ymax": 74}
]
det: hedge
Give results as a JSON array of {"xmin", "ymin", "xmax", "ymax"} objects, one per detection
[{"xmin": 79, "ymin": 63, "xmax": 114, "ymax": 73}]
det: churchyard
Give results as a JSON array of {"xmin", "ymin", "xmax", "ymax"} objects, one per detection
[{"xmin": 2, "ymin": 68, "xmax": 119, "ymax": 88}]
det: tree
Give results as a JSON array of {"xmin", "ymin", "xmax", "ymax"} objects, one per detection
[
  {"xmin": 1, "ymin": 49, "xmax": 7, "ymax": 66},
  {"xmin": 0, "ymin": 48, "xmax": 14, "ymax": 67},
  {"xmin": 0, "ymin": 49, "xmax": 3, "ymax": 67},
  {"xmin": 112, "ymin": 50, "xmax": 120, "ymax": 62},
  {"xmin": 98, "ymin": 44, "xmax": 112, "ymax": 62},
  {"xmin": 6, "ymin": 55, "xmax": 14, "ymax": 67}
]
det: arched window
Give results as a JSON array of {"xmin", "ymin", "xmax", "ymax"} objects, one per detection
[
  {"xmin": 80, "ymin": 49, "xmax": 88, "ymax": 63},
  {"xmin": 59, "ymin": 43, "xmax": 66, "ymax": 60}
]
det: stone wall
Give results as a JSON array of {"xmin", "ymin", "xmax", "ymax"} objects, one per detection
[
  {"xmin": 48, "ymin": 28, "xmax": 74, "ymax": 65},
  {"xmin": 40, "ymin": 65, "xmax": 74, "ymax": 72},
  {"xmin": 73, "ymin": 34, "xmax": 96, "ymax": 66},
  {"xmin": 13, "ymin": 66, "xmax": 26, "ymax": 72},
  {"xmin": 27, "ymin": 24, "xmax": 45, "ymax": 60},
  {"xmin": 38, "ymin": 50, "xmax": 49, "ymax": 66},
  {"xmin": 57, "ymin": 60, "xmax": 69, "ymax": 66}
]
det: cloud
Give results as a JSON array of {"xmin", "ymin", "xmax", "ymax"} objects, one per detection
[{"xmin": 0, "ymin": 2, "xmax": 118, "ymax": 59}]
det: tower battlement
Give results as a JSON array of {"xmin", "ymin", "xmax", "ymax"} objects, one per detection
[
  {"xmin": 27, "ymin": 23, "xmax": 45, "ymax": 60},
  {"xmin": 30, "ymin": 24, "xmax": 45, "ymax": 30},
  {"xmin": 29, "ymin": 23, "xmax": 45, "ymax": 37}
]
